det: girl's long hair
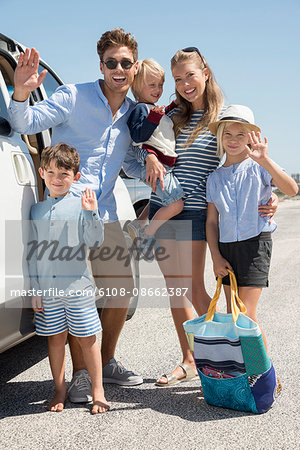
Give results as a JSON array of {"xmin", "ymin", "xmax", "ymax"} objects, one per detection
[{"xmin": 171, "ymin": 50, "xmax": 223, "ymax": 147}]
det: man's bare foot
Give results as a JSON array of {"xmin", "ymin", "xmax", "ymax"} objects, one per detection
[{"xmin": 47, "ymin": 386, "xmax": 67, "ymax": 412}]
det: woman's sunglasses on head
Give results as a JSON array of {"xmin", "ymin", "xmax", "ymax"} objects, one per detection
[{"xmin": 182, "ymin": 47, "xmax": 206, "ymax": 68}]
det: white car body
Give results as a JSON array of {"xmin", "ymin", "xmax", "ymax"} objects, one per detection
[{"xmin": 121, "ymin": 172, "xmax": 151, "ymax": 216}]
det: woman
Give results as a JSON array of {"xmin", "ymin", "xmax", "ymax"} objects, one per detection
[{"xmin": 144, "ymin": 47, "xmax": 276, "ymax": 386}]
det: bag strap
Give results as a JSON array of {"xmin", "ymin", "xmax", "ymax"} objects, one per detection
[
  {"xmin": 228, "ymin": 270, "xmax": 247, "ymax": 320},
  {"xmin": 205, "ymin": 270, "xmax": 247, "ymax": 323}
]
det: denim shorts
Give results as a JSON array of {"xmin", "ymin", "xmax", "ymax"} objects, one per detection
[
  {"xmin": 219, "ymin": 232, "xmax": 272, "ymax": 287},
  {"xmin": 149, "ymin": 203, "xmax": 207, "ymax": 241},
  {"xmin": 141, "ymin": 165, "xmax": 184, "ymax": 206}
]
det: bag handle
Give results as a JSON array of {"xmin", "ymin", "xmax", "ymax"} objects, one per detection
[{"xmin": 205, "ymin": 270, "xmax": 247, "ymax": 323}]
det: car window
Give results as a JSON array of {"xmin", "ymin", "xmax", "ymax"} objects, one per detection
[
  {"xmin": 0, "ymin": 53, "xmax": 15, "ymax": 115},
  {"xmin": 0, "ymin": 87, "xmax": 8, "ymax": 119},
  {"xmin": 38, "ymin": 63, "xmax": 61, "ymax": 98}
]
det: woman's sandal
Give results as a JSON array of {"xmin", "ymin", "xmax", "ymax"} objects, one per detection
[{"xmin": 155, "ymin": 363, "xmax": 199, "ymax": 387}]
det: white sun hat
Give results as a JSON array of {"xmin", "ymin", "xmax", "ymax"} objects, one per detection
[{"xmin": 208, "ymin": 105, "xmax": 261, "ymax": 135}]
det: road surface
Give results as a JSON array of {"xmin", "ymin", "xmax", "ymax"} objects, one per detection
[{"xmin": 0, "ymin": 199, "xmax": 299, "ymax": 449}]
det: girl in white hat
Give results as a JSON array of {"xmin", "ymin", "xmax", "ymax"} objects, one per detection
[{"xmin": 206, "ymin": 105, "xmax": 298, "ymax": 348}]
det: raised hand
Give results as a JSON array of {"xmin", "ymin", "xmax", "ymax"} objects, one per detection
[
  {"xmin": 13, "ymin": 48, "xmax": 48, "ymax": 101},
  {"xmin": 245, "ymin": 131, "xmax": 268, "ymax": 163},
  {"xmin": 81, "ymin": 188, "xmax": 98, "ymax": 211}
]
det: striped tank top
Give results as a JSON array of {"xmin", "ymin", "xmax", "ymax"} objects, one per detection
[{"xmin": 150, "ymin": 108, "xmax": 223, "ymax": 210}]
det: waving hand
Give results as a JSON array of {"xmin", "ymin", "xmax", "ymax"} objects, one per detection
[
  {"xmin": 245, "ymin": 131, "xmax": 268, "ymax": 163},
  {"xmin": 13, "ymin": 48, "xmax": 48, "ymax": 101},
  {"xmin": 81, "ymin": 188, "xmax": 98, "ymax": 211}
]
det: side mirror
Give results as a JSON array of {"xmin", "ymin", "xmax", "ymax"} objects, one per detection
[{"xmin": 0, "ymin": 116, "xmax": 12, "ymax": 136}]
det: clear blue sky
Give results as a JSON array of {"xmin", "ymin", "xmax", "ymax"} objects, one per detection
[{"xmin": 1, "ymin": 0, "xmax": 299, "ymax": 174}]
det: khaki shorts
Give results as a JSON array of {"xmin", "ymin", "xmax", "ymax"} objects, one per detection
[{"xmin": 89, "ymin": 221, "xmax": 134, "ymax": 300}]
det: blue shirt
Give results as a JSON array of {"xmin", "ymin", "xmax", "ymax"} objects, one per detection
[
  {"xmin": 8, "ymin": 80, "xmax": 137, "ymax": 222},
  {"xmin": 28, "ymin": 193, "xmax": 103, "ymax": 296},
  {"xmin": 206, "ymin": 158, "xmax": 276, "ymax": 242}
]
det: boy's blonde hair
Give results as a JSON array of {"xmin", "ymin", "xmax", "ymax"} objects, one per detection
[
  {"xmin": 131, "ymin": 59, "xmax": 165, "ymax": 101},
  {"xmin": 216, "ymin": 122, "xmax": 252, "ymax": 159},
  {"xmin": 171, "ymin": 50, "xmax": 223, "ymax": 146}
]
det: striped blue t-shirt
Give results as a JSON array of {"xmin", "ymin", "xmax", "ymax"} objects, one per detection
[{"xmin": 150, "ymin": 109, "xmax": 223, "ymax": 210}]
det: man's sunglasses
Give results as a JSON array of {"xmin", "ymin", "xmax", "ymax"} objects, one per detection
[
  {"xmin": 102, "ymin": 58, "xmax": 135, "ymax": 70},
  {"xmin": 181, "ymin": 47, "xmax": 206, "ymax": 68}
]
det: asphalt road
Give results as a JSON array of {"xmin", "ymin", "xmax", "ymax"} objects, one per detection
[{"xmin": 1, "ymin": 199, "xmax": 299, "ymax": 450}]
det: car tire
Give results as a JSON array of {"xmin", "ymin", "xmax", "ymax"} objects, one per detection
[{"xmin": 134, "ymin": 200, "xmax": 149, "ymax": 218}]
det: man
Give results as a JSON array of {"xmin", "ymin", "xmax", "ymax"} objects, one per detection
[{"xmin": 8, "ymin": 28, "xmax": 143, "ymax": 402}]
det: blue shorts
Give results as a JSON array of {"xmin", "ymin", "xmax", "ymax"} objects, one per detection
[
  {"xmin": 141, "ymin": 165, "xmax": 184, "ymax": 206},
  {"xmin": 35, "ymin": 291, "xmax": 102, "ymax": 337},
  {"xmin": 149, "ymin": 203, "xmax": 207, "ymax": 241}
]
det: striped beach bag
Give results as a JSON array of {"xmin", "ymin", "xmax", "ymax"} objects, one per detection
[{"xmin": 183, "ymin": 271, "xmax": 278, "ymax": 414}]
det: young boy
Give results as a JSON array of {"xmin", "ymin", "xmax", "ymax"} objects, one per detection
[
  {"xmin": 127, "ymin": 59, "xmax": 184, "ymax": 255},
  {"xmin": 28, "ymin": 143, "xmax": 109, "ymax": 414}
]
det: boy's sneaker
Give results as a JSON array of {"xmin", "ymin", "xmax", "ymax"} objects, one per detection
[
  {"xmin": 127, "ymin": 219, "xmax": 141, "ymax": 240},
  {"xmin": 102, "ymin": 358, "xmax": 143, "ymax": 386},
  {"xmin": 135, "ymin": 226, "xmax": 156, "ymax": 260},
  {"xmin": 68, "ymin": 369, "xmax": 92, "ymax": 403}
]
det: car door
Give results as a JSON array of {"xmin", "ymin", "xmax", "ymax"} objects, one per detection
[
  {"xmin": 0, "ymin": 34, "xmax": 68, "ymax": 352},
  {"xmin": 0, "ymin": 33, "xmax": 140, "ymax": 353},
  {"xmin": 0, "ymin": 42, "xmax": 39, "ymax": 352},
  {"xmin": 0, "ymin": 34, "xmax": 67, "ymax": 351}
]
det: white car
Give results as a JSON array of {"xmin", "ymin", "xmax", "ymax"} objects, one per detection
[
  {"xmin": 120, "ymin": 170, "xmax": 151, "ymax": 217},
  {"xmin": 0, "ymin": 32, "xmax": 139, "ymax": 353}
]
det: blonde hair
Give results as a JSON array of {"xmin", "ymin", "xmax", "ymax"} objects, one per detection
[
  {"xmin": 97, "ymin": 27, "xmax": 138, "ymax": 61},
  {"xmin": 131, "ymin": 58, "xmax": 165, "ymax": 101},
  {"xmin": 216, "ymin": 122, "xmax": 252, "ymax": 159},
  {"xmin": 171, "ymin": 50, "xmax": 223, "ymax": 146},
  {"xmin": 216, "ymin": 122, "xmax": 227, "ymax": 159}
]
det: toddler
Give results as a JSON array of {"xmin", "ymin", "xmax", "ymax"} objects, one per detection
[{"xmin": 127, "ymin": 59, "xmax": 184, "ymax": 256}]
